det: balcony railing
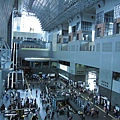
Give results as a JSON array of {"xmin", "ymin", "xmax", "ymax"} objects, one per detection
[{"xmin": 19, "ymin": 41, "xmax": 51, "ymax": 50}]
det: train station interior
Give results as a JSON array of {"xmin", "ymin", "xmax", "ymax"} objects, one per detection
[{"xmin": 0, "ymin": 0, "xmax": 120, "ymax": 120}]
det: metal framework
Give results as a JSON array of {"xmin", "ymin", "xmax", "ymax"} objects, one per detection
[
  {"xmin": 0, "ymin": 38, "xmax": 12, "ymax": 69},
  {"xmin": 23, "ymin": 0, "xmax": 100, "ymax": 31}
]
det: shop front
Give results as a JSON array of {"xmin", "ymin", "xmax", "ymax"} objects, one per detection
[{"xmin": 97, "ymin": 95, "xmax": 111, "ymax": 110}]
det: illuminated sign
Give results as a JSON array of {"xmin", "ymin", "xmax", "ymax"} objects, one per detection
[{"xmin": 60, "ymin": 64, "xmax": 68, "ymax": 72}]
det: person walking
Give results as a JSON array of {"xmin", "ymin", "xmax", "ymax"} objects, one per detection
[
  {"xmin": 96, "ymin": 109, "xmax": 99, "ymax": 117},
  {"xmin": 106, "ymin": 109, "xmax": 108, "ymax": 116},
  {"xmin": 46, "ymin": 105, "xmax": 49, "ymax": 113},
  {"xmin": 36, "ymin": 90, "xmax": 38, "ymax": 97},
  {"xmin": 30, "ymin": 88, "xmax": 32, "ymax": 94},
  {"xmin": 32, "ymin": 114, "xmax": 38, "ymax": 120},
  {"xmin": 67, "ymin": 109, "xmax": 69, "ymax": 118},
  {"xmin": 56, "ymin": 108, "xmax": 59, "ymax": 116},
  {"xmin": 51, "ymin": 110, "xmax": 55, "ymax": 119},
  {"xmin": 82, "ymin": 114, "xmax": 85, "ymax": 120},
  {"xmin": 68, "ymin": 116, "xmax": 73, "ymax": 120},
  {"xmin": 104, "ymin": 108, "xmax": 108, "ymax": 117}
]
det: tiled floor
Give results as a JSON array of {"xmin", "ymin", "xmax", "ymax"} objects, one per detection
[{"xmin": 0, "ymin": 80, "xmax": 115, "ymax": 120}]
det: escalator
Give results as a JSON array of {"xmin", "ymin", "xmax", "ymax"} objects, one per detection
[{"xmin": 7, "ymin": 42, "xmax": 24, "ymax": 89}]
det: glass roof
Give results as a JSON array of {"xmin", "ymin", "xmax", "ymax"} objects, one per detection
[{"xmin": 23, "ymin": 0, "xmax": 100, "ymax": 31}]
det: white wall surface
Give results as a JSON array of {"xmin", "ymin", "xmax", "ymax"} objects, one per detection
[
  {"xmin": 13, "ymin": 31, "xmax": 43, "ymax": 39},
  {"xmin": 100, "ymin": 53, "xmax": 113, "ymax": 70},
  {"xmin": 82, "ymin": 13, "xmax": 95, "ymax": 23},
  {"xmin": 113, "ymin": 53, "xmax": 120, "ymax": 72},
  {"xmin": 52, "ymin": 32, "xmax": 58, "ymax": 51},
  {"xmin": 96, "ymin": 0, "xmax": 120, "ymax": 13},
  {"xmin": 112, "ymin": 80, "xmax": 120, "ymax": 93},
  {"xmin": 99, "ymin": 69, "xmax": 112, "ymax": 89},
  {"xmin": 69, "ymin": 15, "xmax": 81, "ymax": 26},
  {"xmin": 95, "ymin": 35, "xmax": 120, "ymax": 73},
  {"xmin": 52, "ymin": 50, "xmax": 101, "ymax": 75},
  {"xmin": 19, "ymin": 49, "xmax": 51, "ymax": 58}
]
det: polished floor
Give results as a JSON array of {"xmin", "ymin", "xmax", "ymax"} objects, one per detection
[{"xmin": 0, "ymin": 80, "xmax": 116, "ymax": 120}]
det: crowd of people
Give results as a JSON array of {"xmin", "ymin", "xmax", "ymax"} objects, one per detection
[
  {"xmin": 0, "ymin": 85, "xmax": 40, "ymax": 120},
  {"xmin": 1, "ymin": 72, "xmax": 120, "ymax": 120}
]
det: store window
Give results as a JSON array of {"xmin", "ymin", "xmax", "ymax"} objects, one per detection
[
  {"xmin": 112, "ymin": 72, "xmax": 120, "ymax": 81},
  {"xmin": 96, "ymin": 11, "xmax": 104, "ymax": 24},
  {"xmin": 35, "ymin": 62, "xmax": 41, "ymax": 68},
  {"xmin": 76, "ymin": 33, "xmax": 79, "ymax": 40},
  {"xmin": 69, "ymin": 35, "xmax": 71, "ymax": 41}
]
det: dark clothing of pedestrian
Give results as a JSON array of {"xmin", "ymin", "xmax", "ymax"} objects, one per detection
[
  {"xmin": 67, "ymin": 110, "xmax": 69, "ymax": 118},
  {"xmin": 56, "ymin": 109, "xmax": 59, "ymax": 116},
  {"xmin": 36, "ymin": 90, "xmax": 38, "ymax": 96},
  {"xmin": 68, "ymin": 116, "xmax": 73, "ymax": 120},
  {"xmin": 82, "ymin": 114, "xmax": 85, "ymax": 120},
  {"xmin": 46, "ymin": 106, "xmax": 49, "ymax": 113},
  {"xmin": 106, "ymin": 109, "xmax": 108, "ymax": 116},
  {"xmin": 32, "ymin": 114, "xmax": 38, "ymax": 120},
  {"xmin": 51, "ymin": 111, "xmax": 55, "ymax": 119},
  {"xmin": 44, "ymin": 116, "xmax": 47, "ymax": 120},
  {"xmin": 96, "ymin": 110, "xmax": 99, "ymax": 117}
]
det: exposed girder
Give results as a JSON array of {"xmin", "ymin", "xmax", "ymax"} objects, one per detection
[{"xmin": 23, "ymin": 0, "xmax": 100, "ymax": 31}]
